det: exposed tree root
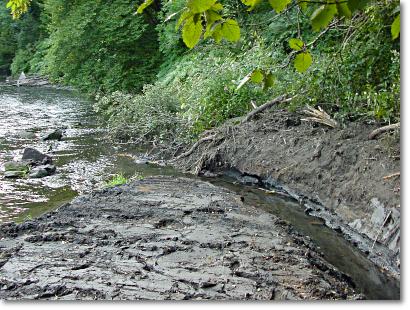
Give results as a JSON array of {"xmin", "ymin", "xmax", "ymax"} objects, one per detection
[
  {"xmin": 171, "ymin": 134, "xmax": 216, "ymax": 161},
  {"xmin": 368, "ymin": 122, "xmax": 400, "ymax": 140}
]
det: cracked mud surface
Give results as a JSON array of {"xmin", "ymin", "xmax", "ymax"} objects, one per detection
[{"xmin": 0, "ymin": 177, "xmax": 360, "ymax": 300}]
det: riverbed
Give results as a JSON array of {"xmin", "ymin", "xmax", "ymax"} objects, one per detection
[{"xmin": 0, "ymin": 85, "xmax": 400, "ymax": 299}]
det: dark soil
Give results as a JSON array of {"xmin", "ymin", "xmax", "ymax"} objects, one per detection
[
  {"xmin": 173, "ymin": 109, "xmax": 400, "ymax": 279},
  {"xmin": 0, "ymin": 177, "xmax": 361, "ymax": 300}
]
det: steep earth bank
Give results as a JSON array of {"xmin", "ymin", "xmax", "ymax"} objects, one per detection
[
  {"xmin": 172, "ymin": 109, "xmax": 400, "ymax": 278},
  {"xmin": 0, "ymin": 177, "xmax": 360, "ymax": 300}
]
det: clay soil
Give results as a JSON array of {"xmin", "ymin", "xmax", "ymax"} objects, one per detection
[
  {"xmin": 0, "ymin": 177, "xmax": 361, "ymax": 300},
  {"xmin": 173, "ymin": 109, "xmax": 400, "ymax": 278}
]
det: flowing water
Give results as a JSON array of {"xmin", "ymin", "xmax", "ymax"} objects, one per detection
[{"xmin": 0, "ymin": 84, "xmax": 400, "ymax": 299}]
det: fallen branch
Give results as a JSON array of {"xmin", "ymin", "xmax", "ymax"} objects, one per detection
[
  {"xmin": 301, "ymin": 106, "xmax": 338, "ymax": 128},
  {"xmin": 368, "ymin": 122, "xmax": 400, "ymax": 140},
  {"xmin": 241, "ymin": 95, "xmax": 296, "ymax": 124},
  {"xmin": 383, "ymin": 172, "xmax": 400, "ymax": 180},
  {"xmin": 171, "ymin": 134, "xmax": 216, "ymax": 161}
]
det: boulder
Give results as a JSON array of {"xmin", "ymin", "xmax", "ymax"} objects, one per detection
[
  {"xmin": 41, "ymin": 129, "xmax": 64, "ymax": 141},
  {"xmin": 22, "ymin": 148, "xmax": 52, "ymax": 165},
  {"xmin": 28, "ymin": 164, "xmax": 56, "ymax": 178}
]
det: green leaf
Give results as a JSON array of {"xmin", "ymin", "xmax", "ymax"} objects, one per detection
[
  {"xmin": 187, "ymin": 0, "xmax": 217, "ymax": 13},
  {"xmin": 221, "ymin": 19, "xmax": 240, "ymax": 42},
  {"xmin": 391, "ymin": 14, "xmax": 400, "ymax": 40},
  {"xmin": 250, "ymin": 69, "xmax": 264, "ymax": 83},
  {"xmin": 311, "ymin": 4, "xmax": 337, "ymax": 32},
  {"xmin": 182, "ymin": 16, "xmax": 203, "ymax": 49},
  {"xmin": 204, "ymin": 10, "xmax": 222, "ymax": 38},
  {"xmin": 288, "ymin": 38, "xmax": 304, "ymax": 51},
  {"xmin": 211, "ymin": 3, "xmax": 224, "ymax": 11},
  {"xmin": 137, "ymin": 0, "xmax": 154, "ymax": 14},
  {"xmin": 241, "ymin": 0, "xmax": 262, "ymax": 11},
  {"xmin": 268, "ymin": 0, "xmax": 291, "ymax": 13},
  {"xmin": 347, "ymin": 0, "xmax": 370, "ymax": 12},
  {"xmin": 176, "ymin": 9, "xmax": 193, "ymax": 30},
  {"xmin": 263, "ymin": 73, "xmax": 275, "ymax": 89},
  {"xmin": 294, "ymin": 52, "xmax": 312, "ymax": 73},
  {"xmin": 337, "ymin": 2, "xmax": 352, "ymax": 18},
  {"xmin": 297, "ymin": 0, "xmax": 308, "ymax": 11},
  {"xmin": 212, "ymin": 24, "xmax": 223, "ymax": 43}
]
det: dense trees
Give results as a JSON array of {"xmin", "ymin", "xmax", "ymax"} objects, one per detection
[{"xmin": 1, "ymin": 0, "xmax": 401, "ymax": 143}]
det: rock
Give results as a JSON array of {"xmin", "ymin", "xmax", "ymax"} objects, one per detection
[
  {"xmin": 16, "ymin": 131, "xmax": 36, "ymax": 140},
  {"xmin": 4, "ymin": 170, "xmax": 26, "ymax": 178},
  {"xmin": 41, "ymin": 129, "xmax": 64, "ymax": 141},
  {"xmin": 22, "ymin": 148, "xmax": 52, "ymax": 165},
  {"xmin": 28, "ymin": 165, "xmax": 56, "ymax": 178},
  {"xmin": 4, "ymin": 161, "xmax": 29, "ymax": 172}
]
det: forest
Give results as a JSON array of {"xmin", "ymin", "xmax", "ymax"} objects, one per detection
[{"xmin": 0, "ymin": 0, "xmax": 400, "ymax": 145}]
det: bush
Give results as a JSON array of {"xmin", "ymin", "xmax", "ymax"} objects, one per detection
[{"xmin": 94, "ymin": 83, "xmax": 191, "ymax": 146}]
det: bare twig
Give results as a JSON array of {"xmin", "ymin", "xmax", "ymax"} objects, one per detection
[
  {"xmin": 383, "ymin": 172, "xmax": 400, "ymax": 180},
  {"xmin": 368, "ymin": 122, "xmax": 400, "ymax": 140},
  {"xmin": 241, "ymin": 95, "xmax": 296, "ymax": 124},
  {"xmin": 371, "ymin": 210, "xmax": 392, "ymax": 251}
]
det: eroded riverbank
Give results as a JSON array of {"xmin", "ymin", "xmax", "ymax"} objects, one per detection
[{"xmin": 0, "ymin": 86, "xmax": 400, "ymax": 300}]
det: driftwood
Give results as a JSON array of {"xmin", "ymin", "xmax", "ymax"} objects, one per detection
[
  {"xmin": 368, "ymin": 122, "xmax": 400, "ymax": 140},
  {"xmin": 241, "ymin": 95, "xmax": 295, "ymax": 124}
]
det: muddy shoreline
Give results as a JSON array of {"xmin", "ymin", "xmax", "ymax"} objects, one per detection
[
  {"xmin": 172, "ymin": 109, "xmax": 400, "ymax": 280},
  {"xmin": 0, "ymin": 177, "xmax": 363, "ymax": 300}
]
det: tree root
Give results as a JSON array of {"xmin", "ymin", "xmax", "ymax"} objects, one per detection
[
  {"xmin": 368, "ymin": 122, "xmax": 400, "ymax": 140},
  {"xmin": 171, "ymin": 134, "xmax": 216, "ymax": 161}
]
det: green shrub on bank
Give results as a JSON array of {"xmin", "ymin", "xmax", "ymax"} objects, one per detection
[{"xmin": 94, "ymin": 84, "xmax": 191, "ymax": 145}]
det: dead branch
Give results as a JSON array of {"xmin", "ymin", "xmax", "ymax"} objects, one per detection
[
  {"xmin": 171, "ymin": 134, "xmax": 216, "ymax": 161},
  {"xmin": 368, "ymin": 122, "xmax": 400, "ymax": 140},
  {"xmin": 301, "ymin": 106, "xmax": 338, "ymax": 128},
  {"xmin": 241, "ymin": 95, "xmax": 296, "ymax": 124},
  {"xmin": 383, "ymin": 172, "xmax": 400, "ymax": 180}
]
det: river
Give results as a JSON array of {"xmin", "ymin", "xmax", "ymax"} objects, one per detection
[{"xmin": 0, "ymin": 84, "xmax": 400, "ymax": 299}]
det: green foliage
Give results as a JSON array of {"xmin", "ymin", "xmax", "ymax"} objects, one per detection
[
  {"xmin": 294, "ymin": 52, "xmax": 312, "ymax": 73},
  {"xmin": 391, "ymin": 14, "xmax": 400, "ymax": 40},
  {"xmin": 94, "ymin": 83, "xmax": 192, "ymax": 144},
  {"xmin": 104, "ymin": 173, "xmax": 128, "ymax": 187}
]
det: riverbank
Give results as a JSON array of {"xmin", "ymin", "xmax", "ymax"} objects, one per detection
[
  {"xmin": 0, "ymin": 176, "xmax": 363, "ymax": 300},
  {"xmin": 172, "ymin": 108, "xmax": 400, "ymax": 279}
]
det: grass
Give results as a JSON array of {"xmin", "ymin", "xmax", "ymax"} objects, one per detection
[{"xmin": 104, "ymin": 173, "xmax": 128, "ymax": 187}]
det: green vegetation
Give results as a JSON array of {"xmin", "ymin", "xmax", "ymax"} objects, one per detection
[
  {"xmin": 104, "ymin": 173, "xmax": 129, "ymax": 187},
  {"xmin": 1, "ymin": 0, "xmax": 400, "ymax": 146}
]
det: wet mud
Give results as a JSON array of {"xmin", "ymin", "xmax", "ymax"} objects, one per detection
[{"xmin": 0, "ymin": 177, "xmax": 361, "ymax": 300}]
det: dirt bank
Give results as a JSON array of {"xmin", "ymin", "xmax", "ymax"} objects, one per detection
[
  {"xmin": 172, "ymin": 109, "xmax": 400, "ymax": 278},
  {"xmin": 0, "ymin": 177, "xmax": 361, "ymax": 300}
]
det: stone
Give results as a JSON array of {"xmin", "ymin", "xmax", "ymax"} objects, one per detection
[
  {"xmin": 41, "ymin": 129, "xmax": 64, "ymax": 141},
  {"xmin": 22, "ymin": 148, "xmax": 52, "ymax": 165},
  {"xmin": 28, "ymin": 165, "xmax": 56, "ymax": 178}
]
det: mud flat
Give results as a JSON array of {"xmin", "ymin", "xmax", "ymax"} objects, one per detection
[
  {"xmin": 173, "ymin": 109, "xmax": 400, "ymax": 279},
  {"xmin": 0, "ymin": 177, "xmax": 360, "ymax": 300}
]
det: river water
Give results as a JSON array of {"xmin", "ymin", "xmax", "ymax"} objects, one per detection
[{"xmin": 0, "ymin": 85, "xmax": 400, "ymax": 299}]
